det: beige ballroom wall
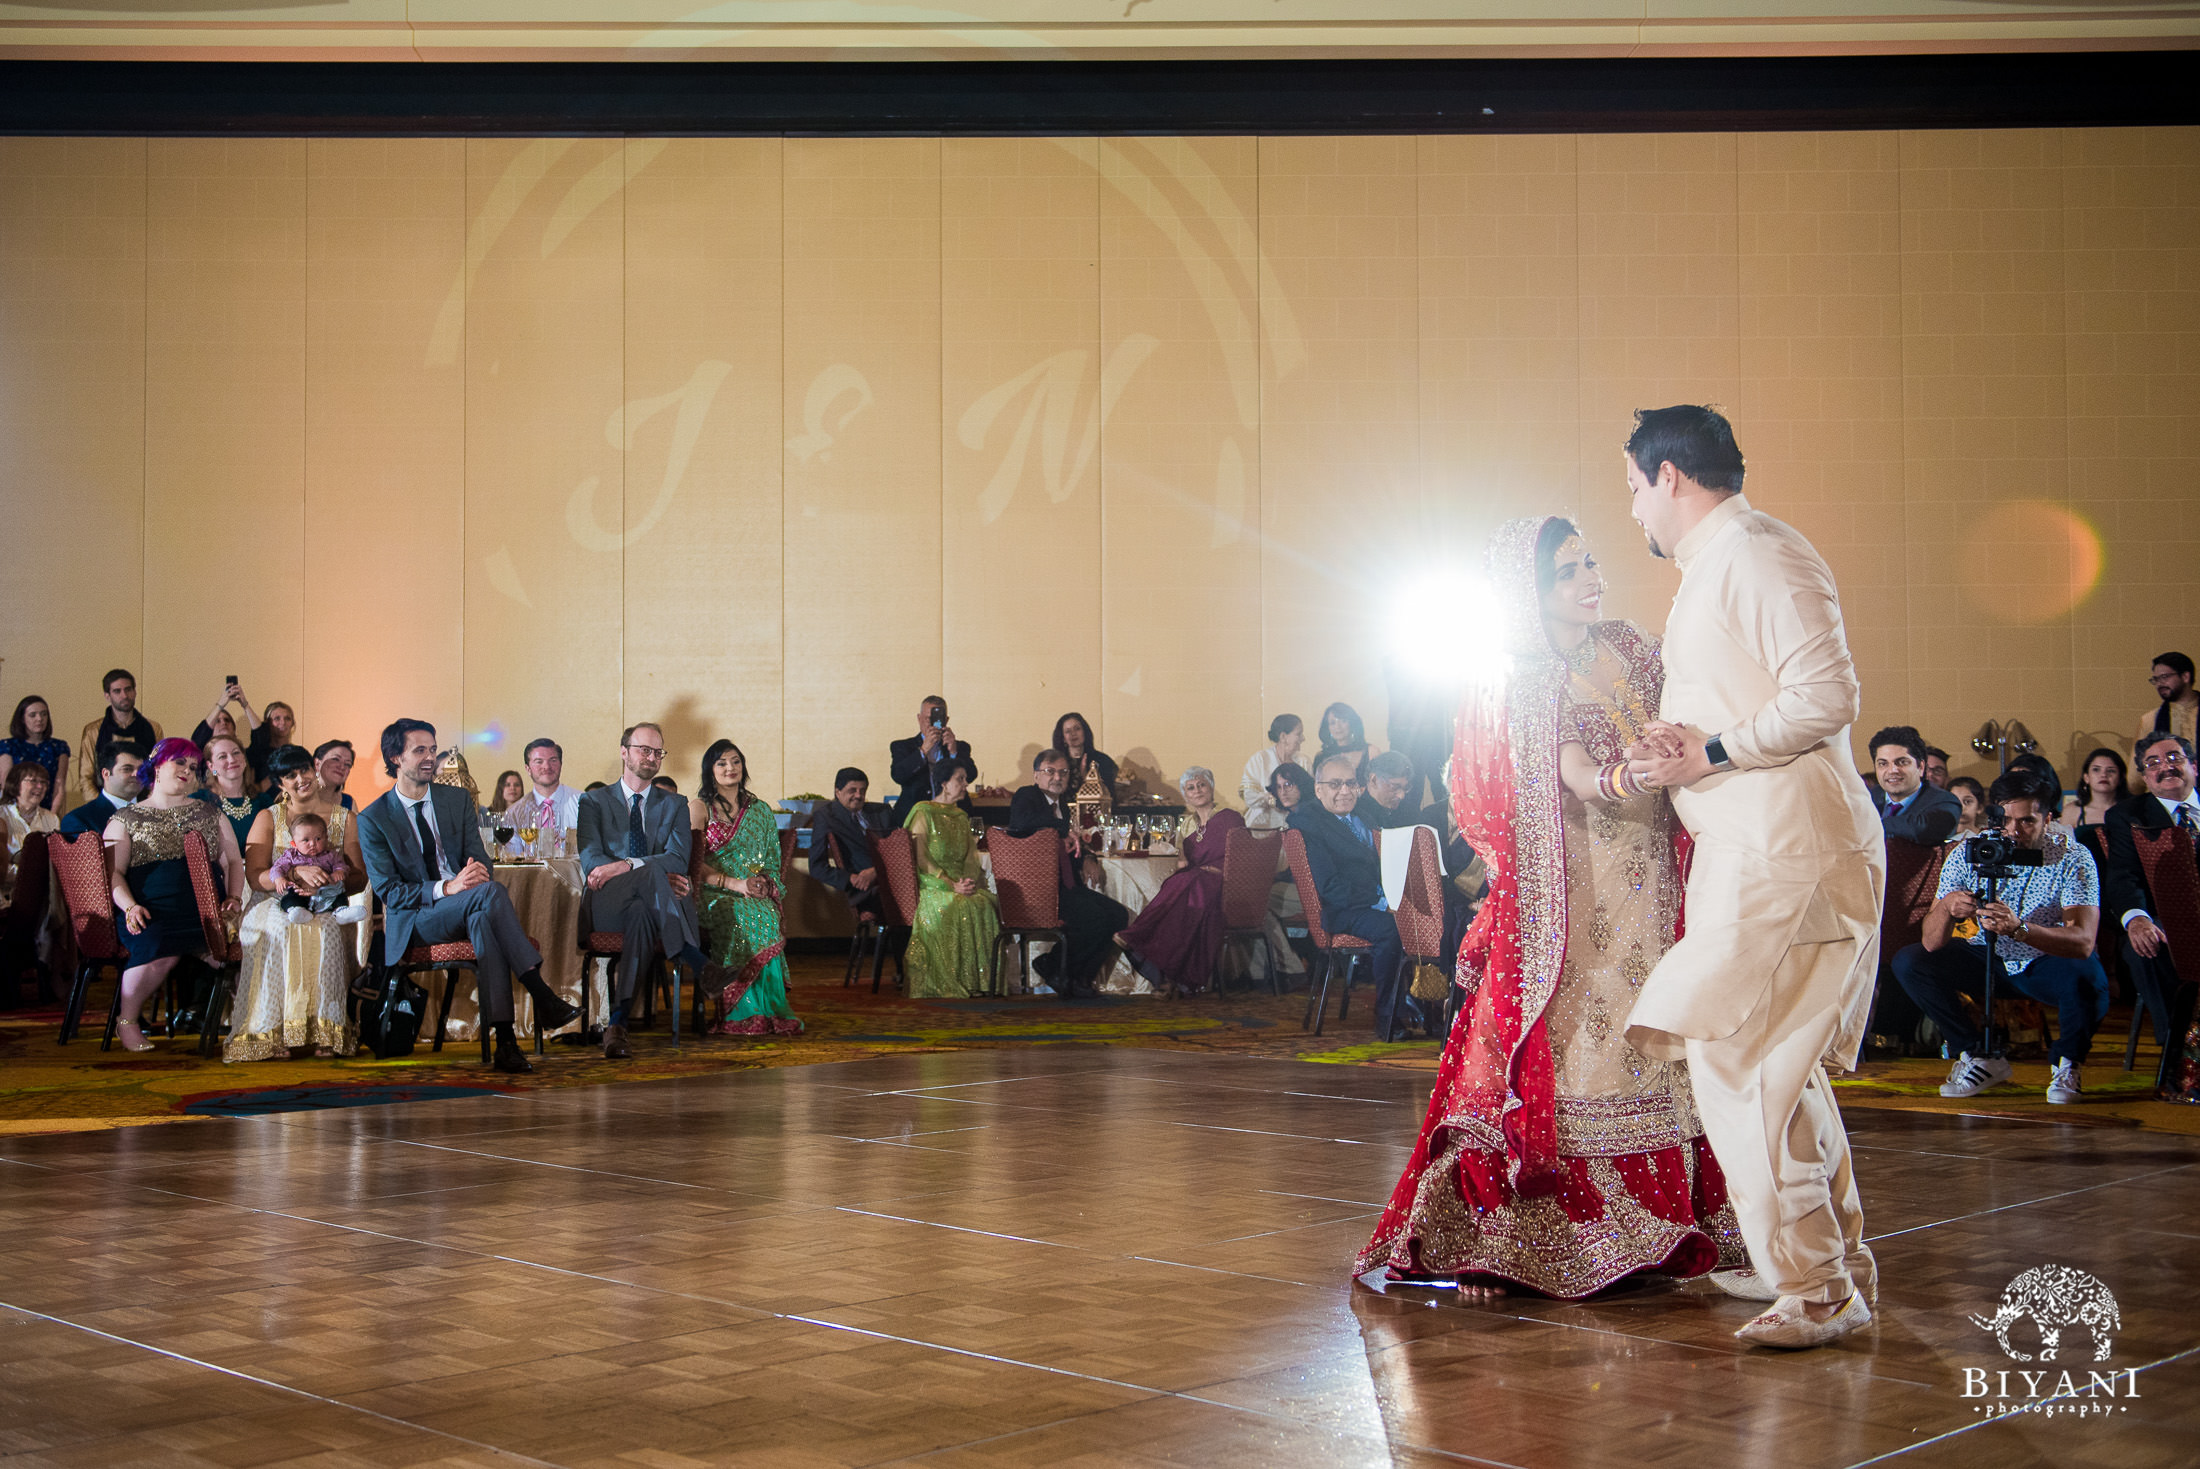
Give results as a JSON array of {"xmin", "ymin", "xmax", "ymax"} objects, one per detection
[{"xmin": 3, "ymin": 128, "xmax": 2198, "ymax": 807}]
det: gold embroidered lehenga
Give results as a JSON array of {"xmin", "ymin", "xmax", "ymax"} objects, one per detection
[{"xmin": 1356, "ymin": 516, "xmax": 1743, "ymax": 1297}]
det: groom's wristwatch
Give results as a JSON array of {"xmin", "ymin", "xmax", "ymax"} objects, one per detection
[{"xmin": 1704, "ymin": 735, "xmax": 1735, "ymax": 773}]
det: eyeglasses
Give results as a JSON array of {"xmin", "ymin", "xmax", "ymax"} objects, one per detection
[
  {"xmin": 626, "ymin": 744, "xmax": 665, "ymax": 758},
  {"xmin": 1315, "ymin": 779, "xmax": 1364, "ymax": 793},
  {"xmin": 2141, "ymin": 753, "xmax": 2190, "ymax": 772}
]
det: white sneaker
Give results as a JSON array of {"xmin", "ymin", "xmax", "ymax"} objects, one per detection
[
  {"xmin": 2046, "ymin": 1060, "xmax": 2082, "ymax": 1104},
  {"xmin": 1939, "ymin": 1052, "xmax": 2014, "ymax": 1098}
]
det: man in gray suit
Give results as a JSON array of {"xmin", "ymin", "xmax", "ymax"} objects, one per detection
[
  {"xmin": 578, "ymin": 722, "xmax": 704, "ymax": 1059},
  {"xmin": 358, "ymin": 719, "xmax": 578, "ymax": 1074}
]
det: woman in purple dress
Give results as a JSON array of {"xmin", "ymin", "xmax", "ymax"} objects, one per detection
[{"xmin": 1115, "ymin": 767, "xmax": 1245, "ymax": 994}]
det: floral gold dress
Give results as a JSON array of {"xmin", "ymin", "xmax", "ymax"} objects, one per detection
[
  {"xmin": 228, "ymin": 802, "xmax": 359, "ymax": 1061},
  {"xmin": 696, "ymin": 797, "xmax": 802, "ymax": 1036},
  {"xmin": 905, "ymin": 800, "xmax": 998, "ymax": 998},
  {"xmin": 1356, "ymin": 515, "xmax": 1743, "ymax": 1297}
]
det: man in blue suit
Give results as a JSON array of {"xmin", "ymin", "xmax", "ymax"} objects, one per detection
[
  {"xmin": 60, "ymin": 746, "xmax": 142, "ymax": 835},
  {"xmin": 1289, "ymin": 751, "xmax": 1407, "ymax": 1041}
]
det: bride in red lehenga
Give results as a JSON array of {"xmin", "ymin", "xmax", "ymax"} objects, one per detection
[{"xmin": 1357, "ymin": 515, "xmax": 1745, "ymax": 1298}]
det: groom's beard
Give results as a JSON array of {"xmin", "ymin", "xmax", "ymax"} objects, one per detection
[{"xmin": 1639, "ymin": 525, "xmax": 1669, "ymax": 560}]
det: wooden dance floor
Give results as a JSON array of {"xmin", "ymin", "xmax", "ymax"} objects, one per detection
[{"xmin": 3, "ymin": 1047, "xmax": 2196, "ymax": 1467}]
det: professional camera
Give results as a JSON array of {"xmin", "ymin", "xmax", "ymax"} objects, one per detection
[{"xmin": 1963, "ymin": 804, "xmax": 2045, "ymax": 879}]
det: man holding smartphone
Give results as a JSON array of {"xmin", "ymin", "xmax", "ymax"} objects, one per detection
[{"xmin": 888, "ymin": 695, "xmax": 974, "ymax": 827}]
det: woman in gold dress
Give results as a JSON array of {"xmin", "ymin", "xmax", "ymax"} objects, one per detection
[
  {"xmin": 903, "ymin": 758, "xmax": 998, "ymax": 998},
  {"xmin": 1357, "ymin": 516, "xmax": 1743, "ymax": 1298}
]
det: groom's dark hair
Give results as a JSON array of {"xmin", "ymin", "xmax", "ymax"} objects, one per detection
[{"xmin": 1626, "ymin": 405, "xmax": 1746, "ymax": 495}]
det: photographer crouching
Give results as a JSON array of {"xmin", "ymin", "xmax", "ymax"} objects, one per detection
[{"xmin": 1891, "ymin": 768, "xmax": 2111, "ymax": 1104}]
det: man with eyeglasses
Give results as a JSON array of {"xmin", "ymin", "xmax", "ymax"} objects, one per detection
[
  {"xmin": 577, "ymin": 722, "xmax": 704, "ymax": 1059},
  {"xmin": 2103, "ymin": 729, "xmax": 2200, "ymax": 1077},
  {"xmin": 1287, "ymin": 753, "xmax": 1407, "ymax": 1041},
  {"xmin": 2135, "ymin": 651, "xmax": 2199, "ymax": 748}
]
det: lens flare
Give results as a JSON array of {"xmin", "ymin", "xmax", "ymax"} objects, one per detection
[
  {"xmin": 1387, "ymin": 573, "xmax": 1512, "ymax": 693},
  {"xmin": 468, "ymin": 722, "xmax": 505, "ymax": 749},
  {"xmin": 1955, "ymin": 502, "xmax": 2105, "ymax": 625}
]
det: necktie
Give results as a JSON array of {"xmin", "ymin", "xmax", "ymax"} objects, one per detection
[
  {"xmin": 627, "ymin": 791, "xmax": 646, "ymax": 859},
  {"xmin": 413, "ymin": 801, "xmax": 443, "ymax": 881},
  {"xmin": 1884, "ymin": 798, "xmax": 1905, "ymax": 823}
]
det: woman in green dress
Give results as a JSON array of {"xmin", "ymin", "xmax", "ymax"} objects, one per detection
[
  {"xmin": 689, "ymin": 739, "xmax": 802, "ymax": 1035},
  {"xmin": 904, "ymin": 758, "xmax": 998, "ymax": 998}
]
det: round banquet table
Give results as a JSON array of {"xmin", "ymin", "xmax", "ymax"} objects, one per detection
[
  {"xmin": 978, "ymin": 849, "xmax": 1179, "ymax": 995},
  {"xmin": 422, "ymin": 857, "xmax": 591, "ymax": 1042}
]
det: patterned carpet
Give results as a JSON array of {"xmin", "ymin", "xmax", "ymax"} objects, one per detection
[{"xmin": 3, "ymin": 954, "xmax": 2193, "ymax": 1136}]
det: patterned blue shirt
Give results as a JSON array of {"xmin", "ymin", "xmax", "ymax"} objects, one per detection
[{"xmin": 1933, "ymin": 832, "xmax": 2099, "ymax": 972}]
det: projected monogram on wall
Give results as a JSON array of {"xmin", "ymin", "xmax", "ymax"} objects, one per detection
[{"xmin": 434, "ymin": 137, "xmax": 1304, "ymax": 605}]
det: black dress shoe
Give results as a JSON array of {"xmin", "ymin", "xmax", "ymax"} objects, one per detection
[
  {"xmin": 491, "ymin": 1035, "xmax": 534, "ymax": 1074},
  {"xmin": 535, "ymin": 994, "xmax": 581, "ymax": 1031},
  {"xmin": 167, "ymin": 1009, "xmax": 199, "ymax": 1037},
  {"xmin": 602, "ymin": 1023, "xmax": 631, "ymax": 1060}
]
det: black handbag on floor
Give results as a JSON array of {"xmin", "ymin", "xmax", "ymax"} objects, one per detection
[{"xmin": 354, "ymin": 966, "xmax": 429, "ymax": 1059}]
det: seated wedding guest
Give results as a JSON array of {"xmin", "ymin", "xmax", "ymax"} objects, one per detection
[
  {"xmin": 904, "ymin": 757, "xmax": 997, "ymax": 997},
  {"xmin": 488, "ymin": 770, "xmax": 525, "ymax": 814},
  {"xmin": 515, "ymin": 738, "xmax": 583, "ymax": 836},
  {"xmin": 1265, "ymin": 760, "xmax": 1317, "ymax": 920},
  {"xmin": 689, "ymin": 740, "xmax": 801, "ymax": 1035},
  {"xmin": 1948, "ymin": 776, "xmax": 1988, "ymax": 838},
  {"xmin": 578, "ymin": 723, "xmax": 704, "ymax": 1060},
  {"xmin": 1241, "ymin": 714, "xmax": 1304, "ymax": 831},
  {"xmin": 0, "ymin": 695, "xmax": 70, "ymax": 813},
  {"xmin": 1356, "ymin": 751, "xmax": 1422, "ymax": 830},
  {"xmin": 75, "ymin": 668, "xmax": 160, "ymax": 803},
  {"xmin": 2137, "ymin": 650, "xmax": 2199, "ymax": 746},
  {"xmin": 2102, "ymin": 730, "xmax": 2198, "ymax": 1066},
  {"xmin": 104, "ymin": 739, "xmax": 246, "ymax": 1052},
  {"xmin": 2063, "ymin": 747, "xmax": 2129, "ymax": 832},
  {"xmin": 61, "ymin": 745, "xmax": 143, "ymax": 836},
  {"xmin": 1052, "ymin": 712, "xmax": 1117, "ymax": 806},
  {"xmin": 2010, "ymin": 752, "xmax": 2066, "ymax": 812},
  {"xmin": 1870, "ymin": 725, "xmax": 1962, "ymax": 846},
  {"xmin": 1894, "ymin": 768, "xmax": 2108, "ymax": 1104},
  {"xmin": 584, "ymin": 780, "xmax": 607, "ymax": 792},
  {"xmin": 1314, "ymin": 701, "xmax": 1378, "ymax": 783},
  {"xmin": 196, "ymin": 734, "xmax": 274, "ymax": 854},
  {"xmin": 359, "ymin": 719, "xmax": 576, "ymax": 1074},
  {"xmin": 230, "ymin": 743, "xmax": 367, "ymax": 1062},
  {"xmin": 1007, "ymin": 749, "xmax": 1129, "ymax": 995},
  {"xmin": 890, "ymin": 695, "xmax": 972, "ymax": 827},
  {"xmin": 809, "ymin": 767, "xmax": 888, "ymax": 917},
  {"xmin": 2, "ymin": 761, "xmax": 60, "ymax": 905},
  {"xmin": 1923, "ymin": 747, "xmax": 1951, "ymax": 790},
  {"xmin": 313, "ymin": 739, "xmax": 356, "ymax": 810},
  {"xmin": 1289, "ymin": 753, "xmax": 1407, "ymax": 1041},
  {"xmin": 652, "ymin": 774, "xmax": 680, "ymax": 796},
  {"xmin": 1117, "ymin": 766, "xmax": 1244, "ymax": 994}
]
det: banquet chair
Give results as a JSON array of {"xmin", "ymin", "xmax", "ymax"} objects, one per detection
[
  {"xmin": 986, "ymin": 828, "xmax": 1063, "ymax": 997},
  {"xmin": 1391, "ymin": 825, "xmax": 1452, "ymax": 1033},
  {"xmin": 1, "ymin": 830, "xmax": 52, "ymax": 1007},
  {"xmin": 1283, "ymin": 829, "xmax": 1373, "ymax": 1036},
  {"xmin": 2127, "ymin": 827, "xmax": 2200, "ymax": 1085},
  {"xmin": 181, "ymin": 831, "xmax": 244, "ymax": 1058},
  {"xmin": 47, "ymin": 831, "xmax": 125, "ymax": 1045},
  {"xmin": 831, "ymin": 832, "xmax": 882, "ymax": 989},
  {"xmin": 578, "ymin": 926, "xmax": 683, "ymax": 1045},
  {"xmin": 867, "ymin": 829, "xmax": 917, "ymax": 995},
  {"xmin": 2071, "ymin": 824, "xmax": 2146, "ymax": 1063},
  {"xmin": 1214, "ymin": 827, "xmax": 1282, "ymax": 996}
]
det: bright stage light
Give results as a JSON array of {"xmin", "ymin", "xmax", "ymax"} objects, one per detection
[{"xmin": 1385, "ymin": 572, "xmax": 1512, "ymax": 692}]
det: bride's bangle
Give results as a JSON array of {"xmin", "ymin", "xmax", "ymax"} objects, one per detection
[{"xmin": 1596, "ymin": 762, "xmax": 1644, "ymax": 802}]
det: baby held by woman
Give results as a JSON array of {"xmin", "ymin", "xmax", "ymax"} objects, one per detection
[{"xmin": 270, "ymin": 813, "xmax": 368, "ymax": 925}]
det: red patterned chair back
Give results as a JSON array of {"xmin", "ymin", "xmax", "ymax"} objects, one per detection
[
  {"xmin": 985, "ymin": 828, "xmax": 1061, "ymax": 929},
  {"xmin": 1219, "ymin": 828, "xmax": 1280, "ymax": 931},
  {"xmin": 182, "ymin": 831, "xmax": 242, "ymax": 962},
  {"xmin": 2132, "ymin": 828, "xmax": 2200, "ymax": 969},
  {"xmin": 778, "ymin": 825, "xmax": 796, "ymax": 878},
  {"xmin": 1392, "ymin": 825, "xmax": 1445, "ymax": 961},
  {"xmin": 1881, "ymin": 837, "xmax": 1948, "ymax": 958},
  {"xmin": 4, "ymin": 832, "xmax": 50, "ymax": 942},
  {"xmin": 46, "ymin": 831, "xmax": 121, "ymax": 960},
  {"xmin": 1282, "ymin": 829, "xmax": 1364, "ymax": 950},
  {"xmin": 872, "ymin": 828, "xmax": 919, "ymax": 928}
]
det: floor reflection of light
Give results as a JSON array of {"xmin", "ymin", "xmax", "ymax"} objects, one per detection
[{"xmin": 1956, "ymin": 502, "xmax": 2104, "ymax": 624}]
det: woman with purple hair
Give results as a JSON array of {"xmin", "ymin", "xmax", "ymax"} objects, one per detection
[{"xmin": 104, "ymin": 737, "xmax": 247, "ymax": 1051}]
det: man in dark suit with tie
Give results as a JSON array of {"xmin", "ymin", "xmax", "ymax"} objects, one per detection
[
  {"xmin": 1289, "ymin": 752, "xmax": 1407, "ymax": 1041},
  {"xmin": 60, "ymin": 746, "xmax": 144, "ymax": 835},
  {"xmin": 576, "ymin": 722, "xmax": 703, "ymax": 1059},
  {"xmin": 889, "ymin": 696, "xmax": 973, "ymax": 828},
  {"xmin": 1868, "ymin": 726, "xmax": 1962, "ymax": 846},
  {"xmin": 1006, "ymin": 749, "xmax": 1129, "ymax": 995},
  {"xmin": 809, "ymin": 767, "xmax": 888, "ymax": 918},
  {"xmin": 358, "ymin": 719, "xmax": 575, "ymax": 1074},
  {"xmin": 2104, "ymin": 729, "xmax": 2200, "ymax": 1067}
]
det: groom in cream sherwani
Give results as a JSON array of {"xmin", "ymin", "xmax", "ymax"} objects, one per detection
[{"xmin": 1621, "ymin": 405, "xmax": 1885, "ymax": 1350}]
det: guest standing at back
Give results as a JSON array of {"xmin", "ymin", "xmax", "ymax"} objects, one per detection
[
  {"xmin": 889, "ymin": 695, "xmax": 972, "ymax": 827},
  {"xmin": 1314, "ymin": 702, "xmax": 1377, "ymax": 783},
  {"xmin": 0, "ymin": 695, "xmax": 70, "ymax": 815},
  {"xmin": 76, "ymin": 669, "xmax": 161, "ymax": 803},
  {"xmin": 2138, "ymin": 651, "xmax": 2200, "ymax": 747},
  {"xmin": 1052, "ymin": 712, "xmax": 1117, "ymax": 806}
]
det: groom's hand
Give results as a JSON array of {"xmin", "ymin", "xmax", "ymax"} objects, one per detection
[{"xmin": 1628, "ymin": 721, "xmax": 1715, "ymax": 790}]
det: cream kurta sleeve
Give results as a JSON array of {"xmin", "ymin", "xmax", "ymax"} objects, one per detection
[{"xmin": 1715, "ymin": 531, "xmax": 1862, "ymax": 772}]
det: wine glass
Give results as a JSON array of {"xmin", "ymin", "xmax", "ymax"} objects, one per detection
[
  {"xmin": 517, "ymin": 823, "xmax": 540, "ymax": 860},
  {"xmin": 492, "ymin": 822, "xmax": 515, "ymax": 861}
]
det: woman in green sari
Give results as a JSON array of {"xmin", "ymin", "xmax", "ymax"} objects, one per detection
[
  {"xmin": 904, "ymin": 758, "xmax": 998, "ymax": 998},
  {"xmin": 688, "ymin": 739, "xmax": 802, "ymax": 1035}
]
